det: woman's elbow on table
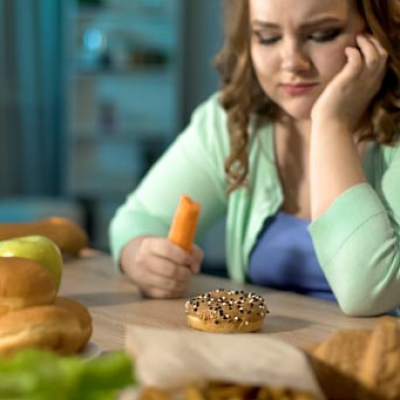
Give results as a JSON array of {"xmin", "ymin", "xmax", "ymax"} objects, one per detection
[
  {"xmin": 337, "ymin": 298, "xmax": 380, "ymax": 317},
  {"xmin": 335, "ymin": 284, "xmax": 400, "ymax": 317}
]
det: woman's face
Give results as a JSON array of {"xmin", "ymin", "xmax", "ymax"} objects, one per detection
[{"xmin": 249, "ymin": 0, "xmax": 366, "ymax": 120}]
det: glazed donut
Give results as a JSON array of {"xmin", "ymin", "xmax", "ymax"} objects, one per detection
[
  {"xmin": 54, "ymin": 297, "xmax": 93, "ymax": 350},
  {"xmin": 185, "ymin": 289, "xmax": 269, "ymax": 333},
  {"xmin": 0, "ymin": 305, "xmax": 83, "ymax": 356},
  {"xmin": 0, "ymin": 257, "xmax": 56, "ymax": 318}
]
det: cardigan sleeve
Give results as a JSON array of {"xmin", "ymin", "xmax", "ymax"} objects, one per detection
[
  {"xmin": 309, "ymin": 145, "xmax": 400, "ymax": 316},
  {"xmin": 109, "ymin": 93, "xmax": 229, "ymax": 268}
]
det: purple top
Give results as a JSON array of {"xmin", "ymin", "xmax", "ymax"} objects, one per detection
[{"xmin": 249, "ymin": 211, "xmax": 336, "ymax": 301}]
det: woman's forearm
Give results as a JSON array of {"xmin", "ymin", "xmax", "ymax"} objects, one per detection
[{"xmin": 310, "ymin": 120, "xmax": 366, "ymax": 220}]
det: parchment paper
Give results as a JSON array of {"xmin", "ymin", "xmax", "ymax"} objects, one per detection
[{"xmin": 124, "ymin": 325, "xmax": 325, "ymax": 399}]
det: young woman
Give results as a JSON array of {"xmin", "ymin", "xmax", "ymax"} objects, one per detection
[{"xmin": 109, "ymin": 0, "xmax": 400, "ymax": 316}]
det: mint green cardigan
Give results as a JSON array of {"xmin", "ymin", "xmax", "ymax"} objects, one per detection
[{"xmin": 110, "ymin": 93, "xmax": 400, "ymax": 316}]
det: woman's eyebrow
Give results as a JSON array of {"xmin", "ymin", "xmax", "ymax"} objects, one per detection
[{"xmin": 251, "ymin": 17, "xmax": 344, "ymax": 30}]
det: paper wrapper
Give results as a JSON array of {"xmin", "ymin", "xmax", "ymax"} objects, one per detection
[{"xmin": 124, "ymin": 325, "xmax": 326, "ymax": 399}]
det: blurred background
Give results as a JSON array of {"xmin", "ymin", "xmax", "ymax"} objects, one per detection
[{"xmin": 0, "ymin": 0, "xmax": 226, "ymax": 274}]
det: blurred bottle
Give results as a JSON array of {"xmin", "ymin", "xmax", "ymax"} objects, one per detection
[
  {"xmin": 78, "ymin": 27, "xmax": 108, "ymax": 71},
  {"xmin": 131, "ymin": 48, "xmax": 168, "ymax": 68},
  {"xmin": 98, "ymin": 100, "xmax": 116, "ymax": 135}
]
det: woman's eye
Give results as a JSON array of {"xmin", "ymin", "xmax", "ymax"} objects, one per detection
[
  {"xmin": 254, "ymin": 31, "xmax": 280, "ymax": 46},
  {"xmin": 310, "ymin": 29, "xmax": 342, "ymax": 43}
]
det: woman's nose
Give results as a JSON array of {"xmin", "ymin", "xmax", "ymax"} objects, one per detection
[{"xmin": 281, "ymin": 40, "xmax": 311, "ymax": 72}]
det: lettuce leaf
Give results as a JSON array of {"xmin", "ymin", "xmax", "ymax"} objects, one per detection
[{"xmin": 0, "ymin": 349, "xmax": 135, "ymax": 400}]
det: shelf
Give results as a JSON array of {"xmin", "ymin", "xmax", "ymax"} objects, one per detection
[
  {"xmin": 63, "ymin": 0, "xmax": 183, "ymax": 245},
  {"xmin": 70, "ymin": 131, "xmax": 172, "ymax": 143},
  {"xmin": 75, "ymin": 1, "xmax": 179, "ymax": 20},
  {"xmin": 70, "ymin": 66, "xmax": 170, "ymax": 78},
  {"xmin": 68, "ymin": 181, "xmax": 137, "ymax": 198},
  {"xmin": 67, "ymin": 138, "xmax": 145, "ymax": 197},
  {"xmin": 75, "ymin": 8, "xmax": 174, "ymax": 24}
]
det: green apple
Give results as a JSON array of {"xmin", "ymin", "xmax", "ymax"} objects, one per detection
[{"xmin": 0, "ymin": 235, "xmax": 63, "ymax": 290}]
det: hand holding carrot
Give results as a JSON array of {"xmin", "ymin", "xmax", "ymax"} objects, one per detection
[{"xmin": 120, "ymin": 195, "xmax": 203, "ymax": 299}]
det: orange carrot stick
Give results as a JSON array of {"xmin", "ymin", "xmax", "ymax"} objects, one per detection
[{"xmin": 168, "ymin": 195, "xmax": 201, "ymax": 253}]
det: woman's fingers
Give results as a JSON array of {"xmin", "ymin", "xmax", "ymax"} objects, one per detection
[
  {"xmin": 134, "ymin": 237, "xmax": 197, "ymax": 297},
  {"xmin": 124, "ymin": 236, "xmax": 204, "ymax": 298},
  {"xmin": 136, "ymin": 263, "xmax": 190, "ymax": 291},
  {"xmin": 356, "ymin": 35, "xmax": 379, "ymax": 68},
  {"xmin": 343, "ymin": 46, "xmax": 363, "ymax": 77},
  {"xmin": 141, "ymin": 269, "xmax": 190, "ymax": 292},
  {"xmin": 356, "ymin": 34, "xmax": 388, "ymax": 75},
  {"xmin": 143, "ymin": 236, "xmax": 203, "ymax": 274},
  {"xmin": 138, "ymin": 266, "xmax": 192, "ymax": 298},
  {"xmin": 146, "ymin": 256, "xmax": 192, "ymax": 281},
  {"xmin": 337, "ymin": 34, "xmax": 387, "ymax": 99},
  {"xmin": 311, "ymin": 34, "xmax": 387, "ymax": 130},
  {"xmin": 342, "ymin": 34, "xmax": 385, "ymax": 81},
  {"xmin": 141, "ymin": 282, "xmax": 190, "ymax": 299},
  {"xmin": 366, "ymin": 34, "xmax": 388, "ymax": 58},
  {"xmin": 188, "ymin": 244, "xmax": 204, "ymax": 273},
  {"xmin": 143, "ymin": 237, "xmax": 198, "ymax": 266},
  {"xmin": 191, "ymin": 244, "xmax": 204, "ymax": 263}
]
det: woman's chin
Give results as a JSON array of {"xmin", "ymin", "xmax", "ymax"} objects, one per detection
[{"xmin": 280, "ymin": 104, "xmax": 313, "ymax": 121}]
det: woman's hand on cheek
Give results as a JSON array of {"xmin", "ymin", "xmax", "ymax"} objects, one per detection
[{"xmin": 311, "ymin": 34, "xmax": 388, "ymax": 131}]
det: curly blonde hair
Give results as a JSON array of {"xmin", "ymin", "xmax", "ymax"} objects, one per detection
[{"xmin": 215, "ymin": 0, "xmax": 400, "ymax": 193}]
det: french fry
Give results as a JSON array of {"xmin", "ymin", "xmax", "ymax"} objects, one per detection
[
  {"xmin": 255, "ymin": 387, "xmax": 271, "ymax": 400},
  {"xmin": 168, "ymin": 195, "xmax": 201, "ymax": 253},
  {"xmin": 207, "ymin": 383, "xmax": 254, "ymax": 400},
  {"xmin": 138, "ymin": 387, "xmax": 176, "ymax": 400},
  {"xmin": 185, "ymin": 383, "xmax": 207, "ymax": 400},
  {"xmin": 138, "ymin": 382, "xmax": 319, "ymax": 400}
]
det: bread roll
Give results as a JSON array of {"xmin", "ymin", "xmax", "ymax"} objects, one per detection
[
  {"xmin": 358, "ymin": 316, "xmax": 400, "ymax": 400},
  {"xmin": 307, "ymin": 316, "xmax": 400, "ymax": 400},
  {"xmin": 0, "ymin": 257, "xmax": 56, "ymax": 318},
  {"xmin": 0, "ymin": 305, "xmax": 83, "ymax": 356},
  {"xmin": 0, "ymin": 217, "xmax": 88, "ymax": 256},
  {"xmin": 185, "ymin": 289, "xmax": 269, "ymax": 333},
  {"xmin": 308, "ymin": 329, "xmax": 371, "ymax": 400},
  {"xmin": 55, "ymin": 297, "xmax": 93, "ymax": 350}
]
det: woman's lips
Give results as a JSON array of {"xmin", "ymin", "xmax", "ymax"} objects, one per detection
[{"xmin": 281, "ymin": 83, "xmax": 317, "ymax": 95}]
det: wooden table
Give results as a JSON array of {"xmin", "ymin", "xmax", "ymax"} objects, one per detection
[{"xmin": 60, "ymin": 250, "xmax": 380, "ymax": 352}]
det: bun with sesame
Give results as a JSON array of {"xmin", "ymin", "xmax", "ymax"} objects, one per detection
[{"xmin": 184, "ymin": 289, "xmax": 269, "ymax": 333}]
